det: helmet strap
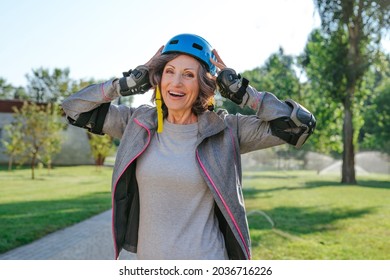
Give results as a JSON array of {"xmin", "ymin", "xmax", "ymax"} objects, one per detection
[
  {"xmin": 156, "ymin": 85, "xmax": 164, "ymax": 133},
  {"xmin": 207, "ymin": 96, "xmax": 215, "ymax": 111}
]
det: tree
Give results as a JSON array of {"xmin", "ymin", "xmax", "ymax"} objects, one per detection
[
  {"xmin": 0, "ymin": 78, "xmax": 28, "ymax": 100},
  {"xmin": 243, "ymin": 48, "xmax": 302, "ymax": 101},
  {"xmin": 360, "ymin": 78, "xmax": 390, "ymax": 153},
  {"xmin": 25, "ymin": 68, "xmax": 78, "ymax": 103},
  {"xmin": 313, "ymin": 0, "xmax": 390, "ymax": 183},
  {"xmin": 299, "ymin": 29, "xmax": 347, "ymax": 156},
  {"xmin": 88, "ymin": 133, "xmax": 113, "ymax": 166},
  {"xmin": 1, "ymin": 122, "xmax": 26, "ymax": 170},
  {"xmin": 219, "ymin": 48, "xmax": 302, "ymax": 115},
  {"xmin": 40, "ymin": 104, "xmax": 65, "ymax": 171},
  {"xmin": 0, "ymin": 78, "xmax": 14, "ymax": 99},
  {"xmin": 11, "ymin": 102, "xmax": 64, "ymax": 179},
  {"xmin": 357, "ymin": 51, "xmax": 390, "ymax": 153}
]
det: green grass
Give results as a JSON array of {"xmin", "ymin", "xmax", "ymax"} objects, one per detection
[
  {"xmin": 0, "ymin": 165, "xmax": 113, "ymax": 254},
  {"xmin": 1, "ymin": 167, "xmax": 389, "ymax": 259},
  {"xmin": 244, "ymin": 170, "xmax": 390, "ymax": 259}
]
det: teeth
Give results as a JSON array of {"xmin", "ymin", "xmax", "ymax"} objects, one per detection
[{"xmin": 169, "ymin": 91, "xmax": 185, "ymax": 97}]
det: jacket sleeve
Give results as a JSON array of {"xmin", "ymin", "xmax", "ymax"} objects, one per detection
[
  {"xmin": 61, "ymin": 79, "xmax": 133, "ymax": 139},
  {"xmin": 234, "ymin": 86, "xmax": 293, "ymax": 154}
]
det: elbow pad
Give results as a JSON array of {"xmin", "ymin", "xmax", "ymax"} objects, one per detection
[
  {"xmin": 67, "ymin": 103, "xmax": 110, "ymax": 135},
  {"xmin": 270, "ymin": 99, "xmax": 316, "ymax": 148}
]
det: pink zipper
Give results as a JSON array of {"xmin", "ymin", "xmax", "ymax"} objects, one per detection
[
  {"xmin": 111, "ymin": 118, "xmax": 151, "ymax": 259},
  {"xmin": 196, "ymin": 150, "xmax": 251, "ymax": 260}
]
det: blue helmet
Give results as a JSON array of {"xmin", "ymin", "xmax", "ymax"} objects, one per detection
[{"xmin": 162, "ymin": 34, "xmax": 217, "ymax": 75}]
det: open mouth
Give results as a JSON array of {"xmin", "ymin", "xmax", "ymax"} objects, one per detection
[{"xmin": 169, "ymin": 91, "xmax": 185, "ymax": 97}]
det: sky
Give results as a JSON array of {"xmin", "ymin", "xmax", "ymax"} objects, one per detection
[{"xmin": 0, "ymin": 0, "xmax": 388, "ymax": 106}]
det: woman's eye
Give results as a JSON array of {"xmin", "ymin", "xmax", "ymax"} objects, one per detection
[
  {"xmin": 183, "ymin": 72, "xmax": 195, "ymax": 78},
  {"xmin": 165, "ymin": 68, "xmax": 174, "ymax": 74}
]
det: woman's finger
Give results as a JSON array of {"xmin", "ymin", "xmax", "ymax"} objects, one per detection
[{"xmin": 145, "ymin": 45, "xmax": 164, "ymax": 67}]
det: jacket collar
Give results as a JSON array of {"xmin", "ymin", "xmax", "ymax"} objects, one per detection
[
  {"xmin": 197, "ymin": 110, "xmax": 227, "ymax": 140},
  {"xmin": 133, "ymin": 105, "xmax": 158, "ymax": 130}
]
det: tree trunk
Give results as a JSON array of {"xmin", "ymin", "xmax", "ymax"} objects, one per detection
[
  {"xmin": 8, "ymin": 156, "xmax": 13, "ymax": 171},
  {"xmin": 31, "ymin": 154, "xmax": 36, "ymax": 180},
  {"xmin": 96, "ymin": 155, "xmax": 105, "ymax": 166},
  {"xmin": 342, "ymin": 95, "xmax": 356, "ymax": 184},
  {"xmin": 341, "ymin": 4, "xmax": 360, "ymax": 185}
]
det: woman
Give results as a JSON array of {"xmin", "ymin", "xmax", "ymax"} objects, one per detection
[{"xmin": 62, "ymin": 34, "xmax": 315, "ymax": 260}]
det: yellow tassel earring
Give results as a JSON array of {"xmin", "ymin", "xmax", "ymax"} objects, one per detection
[
  {"xmin": 207, "ymin": 95, "xmax": 215, "ymax": 111},
  {"xmin": 155, "ymin": 85, "xmax": 164, "ymax": 133}
]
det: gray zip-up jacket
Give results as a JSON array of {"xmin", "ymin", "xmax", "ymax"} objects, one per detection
[{"xmin": 62, "ymin": 79, "xmax": 292, "ymax": 260}]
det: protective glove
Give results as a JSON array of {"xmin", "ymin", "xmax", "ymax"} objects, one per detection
[
  {"xmin": 216, "ymin": 68, "xmax": 249, "ymax": 105},
  {"xmin": 117, "ymin": 65, "xmax": 152, "ymax": 96}
]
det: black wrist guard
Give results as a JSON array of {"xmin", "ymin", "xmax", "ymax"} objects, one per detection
[
  {"xmin": 216, "ymin": 68, "xmax": 249, "ymax": 104},
  {"xmin": 118, "ymin": 65, "xmax": 152, "ymax": 96}
]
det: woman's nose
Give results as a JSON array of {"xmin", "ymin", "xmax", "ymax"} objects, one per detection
[{"xmin": 171, "ymin": 73, "xmax": 183, "ymax": 86}]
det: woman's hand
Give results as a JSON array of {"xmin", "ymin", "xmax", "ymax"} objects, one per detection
[
  {"xmin": 145, "ymin": 45, "xmax": 164, "ymax": 68},
  {"xmin": 210, "ymin": 49, "xmax": 227, "ymax": 73},
  {"xmin": 210, "ymin": 49, "xmax": 248, "ymax": 104}
]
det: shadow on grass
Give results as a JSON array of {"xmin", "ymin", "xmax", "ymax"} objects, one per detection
[
  {"xmin": 242, "ymin": 180, "xmax": 340, "ymax": 199},
  {"xmin": 244, "ymin": 174, "xmax": 298, "ymax": 180},
  {"xmin": 248, "ymin": 206, "xmax": 374, "ymax": 236},
  {"xmin": 355, "ymin": 180, "xmax": 390, "ymax": 190},
  {"xmin": 242, "ymin": 184, "xmax": 331, "ymax": 199},
  {"xmin": 304, "ymin": 180, "xmax": 390, "ymax": 190},
  {"xmin": 243, "ymin": 179, "xmax": 389, "ymax": 199},
  {"xmin": 0, "ymin": 192, "xmax": 111, "ymax": 254}
]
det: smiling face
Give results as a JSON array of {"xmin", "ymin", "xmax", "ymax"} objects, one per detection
[{"xmin": 160, "ymin": 54, "xmax": 200, "ymax": 121}]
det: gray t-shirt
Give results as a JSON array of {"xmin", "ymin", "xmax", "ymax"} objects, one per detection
[{"xmin": 135, "ymin": 120, "xmax": 228, "ymax": 260}]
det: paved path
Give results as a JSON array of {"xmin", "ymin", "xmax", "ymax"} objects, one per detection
[{"xmin": 0, "ymin": 210, "xmax": 136, "ymax": 260}]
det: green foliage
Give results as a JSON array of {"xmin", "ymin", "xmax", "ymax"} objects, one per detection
[
  {"xmin": 358, "ymin": 52, "xmax": 390, "ymax": 153},
  {"xmin": 88, "ymin": 133, "xmax": 114, "ymax": 166},
  {"xmin": 0, "ymin": 78, "xmax": 14, "ymax": 99},
  {"xmin": 308, "ymin": 0, "xmax": 389, "ymax": 183},
  {"xmin": 243, "ymin": 48, "xmax": 301, "ymax": 101},
  {"xmin": 314, "ymin": 0, "xmax": 389, "ymax": 90},
  {"xmin": 219, "ymin": 48, "xmax": 302, "ymax": 116},
  {"xmin": 1, "ymin": 122, "xmax": 26, "ymax": 170},
  {"xmin": 25, "ymin": 67, "xmax": 81, "ymax": 103},
  {"xmin": 0, "ymin": 78, "xmax": 28, "ymax": 100},
  {"xmin": 360, "ymin": 79, "xmax": 390, "ymax": 153},
  {"xmin": 299, "ymin": 29, "xmax": 348, "ymax": 154},
  {"xmin": 302, "ymin": 87, "xmax": 344, "ymax": 155},
  {"xmin": 40, "ymin": 104, "xmax": 65, "ymax": 170},
  {"xmin": 301, "ymin": 29, "xmax": 349, "ymax": 102},
  {"xmin": 5, "ymin": 102, "xmax": 65, "ymax": 179},
  {"xmin": 300, "ymin": 28, "xmax": 389, "ymax": 155},
  {"xmin": 315, "ymin": 0, "xmax": 390, "ymax": 46},
  {"xmin": 215, "ymin": 95, "xmax": 254, "ymax": 115}
]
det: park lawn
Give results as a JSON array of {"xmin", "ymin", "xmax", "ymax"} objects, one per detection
[
  {"xmin": 244, "ymin": 170, "xmax": 390, "ymax": 259},
  {"xmin": 0, "ymin": 166, "xmax": 113, "ymax": 254}
]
